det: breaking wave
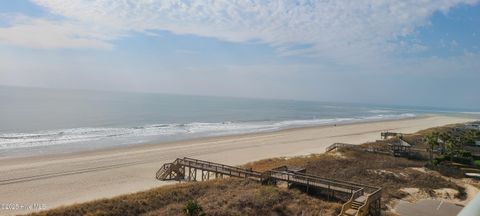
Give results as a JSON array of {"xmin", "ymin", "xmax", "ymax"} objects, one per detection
[{"xmin": 0, "ymin": 113, "xmax": 416, "ymax": 150}]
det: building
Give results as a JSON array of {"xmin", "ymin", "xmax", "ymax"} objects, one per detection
[
  {"xmin": 389, "ymin": 139, "xmax": 412, "ymax": 157},
  {"xmin": 465, "ymin": 122, "xmax": 480, "ymax": 130}
]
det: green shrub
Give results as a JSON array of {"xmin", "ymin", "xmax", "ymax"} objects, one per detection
[
  {"xmin": 460, "ymin": 151, "xmax": 472, "ymax": 158},
  {"xmin": 475, "ymin": 160, "xmax": 480, "ymax": 168},
  {"xmin": 183, "ymin": 200, "xmax": 204, "ymax": 216},
  {"xmin": 433, "ymin": 156, "xmax": 448, "ymax": 165}
]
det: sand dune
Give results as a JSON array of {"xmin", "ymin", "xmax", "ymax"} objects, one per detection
[{"xmin": 0, "ymin": 115, "xmax": 474, "ymax": 215}]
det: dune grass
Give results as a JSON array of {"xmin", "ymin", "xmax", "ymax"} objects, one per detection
[
  {"xmin": 245, "ymin": 148, "xmax": 465, "ymax": 206},
  {"xmin": 30, "ymin": 178, "xmax": 341, "ymax": 216}
]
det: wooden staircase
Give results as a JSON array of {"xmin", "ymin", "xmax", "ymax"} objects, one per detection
[
  {"xmin": 339, "ymin": 188, "xmax": 382, "ymax": 216},
  {"xmin": 351, "ymin": 197, "xmax": 366, "ymax": 209},
  {"xmin": 342, "ymin": 196, "xmax": 367, "ymax": 216}
]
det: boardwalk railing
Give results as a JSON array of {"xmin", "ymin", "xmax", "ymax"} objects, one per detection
[
  {"xmin": 326, "ymin": 140, "xmax": 415, "ymax": 158},
  {"xmin": 380, "ymin": 132, "xmax": 403, "ymax": 139},
  {"xmin": 156, "ymin": 157, "xmax": 262, "ymax": 182},
  {"xmin": 356, "ymin": 187, "xmax": 382, "ymax": 216},
  {"xmin": 267, "ymin": 169, "xmax": 362, "ymax": 194},
  {"xmin": 339, "ymin": 188, "xmax": 364, "ymax": 215},
  {"xmin": 156, "ymin": 157, "xmax": 382, "ymax": 216},
  {"xmin": 325, "ymin": 143, "xmax": 359, "ymax": 152}
]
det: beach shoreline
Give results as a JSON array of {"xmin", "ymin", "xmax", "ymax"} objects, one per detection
[
  {"xmin": 0, "ymin": 114, "xmax": 424, "ymax": 161},
  {"xmin": 0, "ymin": 114, "xmax": 424, "ymax": 162},
  {"xmin": 0, "ymin": 115, "xmax": 476, "ymax": 215}
]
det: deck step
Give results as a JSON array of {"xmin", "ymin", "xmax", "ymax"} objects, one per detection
[
  {"xmin": 343, "ymin": 209, "xmax": 357, "ymax": 216},
  {"xmin": 354, "ymin": 196, "xmax": 367, "ymax": 202},
  {"xmin": 351, "ymin": 201, "xmax": 364, "ymax": 209}
]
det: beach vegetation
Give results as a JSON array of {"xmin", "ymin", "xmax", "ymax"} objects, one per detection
[
  {"xmin": 29, "ymin": 178, "xmax": 341, "ymax": 216},
  {"xmin": 183, "ymin": 200, "xmax": 204, "ymax": 216},
  {"xmin": 421, "ymin": 125, "xmax": 480, "ymax": 167},
  {"xmin": 475, "ymin": 160, "xmax": 480, "ymax": 168},
  {"xmin": 424, "ymin": 132, "xmax": 440, "ymax": 162}
]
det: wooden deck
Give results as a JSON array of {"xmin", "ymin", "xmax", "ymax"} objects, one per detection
[{"xmin": 156, "ymin": 157, "xmax": 381, "ymax": 216}]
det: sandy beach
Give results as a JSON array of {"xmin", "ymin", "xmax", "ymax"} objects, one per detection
[{"xmin": 0, "ymin": 115, "xmax": 474, "ymax": 215}]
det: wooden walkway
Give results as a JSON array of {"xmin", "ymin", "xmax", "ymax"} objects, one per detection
[
  {"xmin": 156, "ymin": 157, "xmax": 262, "ymax": 181},
  {"xmin": 381, "ymin": 131, "xmax": 403, "ymax": 139},
  {"xmin": 325, "ymin": 139, "xmax": 413, "ymax": 157},
  {"xmin": 325, "ymin": 143, "xmax": 360, "ymax": 152},
  {"xmin": 156, "ymin": 157, "xmax": 381, "ymax": 216},
  {"xmin": 325, "ymin": 142, "xmax": 392, "ymax": 156}
]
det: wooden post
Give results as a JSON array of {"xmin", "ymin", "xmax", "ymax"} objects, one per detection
[
  {"xmin": 190, "ymin": 168, "xmax": 196, "ymax": 181},
  {"xmin": 188, "ymin": 166, "xmax": 191, "ymax": 181},
  {"xmin": 327, "ymin": 185, "xmax": 331, "ymax": 201},
  {"xmin": 306, "ymin": 179, "xmax": 310, "ymax": 193},
  {"xmin": 194, "ymin": 168, "xmax": 197, "ymax": 181},
  {"xmin": 378, "ymin": 198, "xmax": 381, "ymax": 216},
  {"xmin": 180, "ymin": 166, "xmax": 185, "ymax": 182}
]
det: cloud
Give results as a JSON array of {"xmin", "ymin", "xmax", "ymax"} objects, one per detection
[
  {"xmin": 0, "ymin": 15, "xmax": 114, "ymax": 49},
  {"xmin": 0, "ymin": 0, "xmax": 477, "ymax": 60}
]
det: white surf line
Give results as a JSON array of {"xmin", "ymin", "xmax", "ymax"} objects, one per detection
[{"xmin": 436, "ymin": 200, "xmax": 444, "ymax": 210}]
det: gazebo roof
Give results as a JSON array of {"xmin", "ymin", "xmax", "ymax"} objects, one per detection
[{"xmin": 389, "ymin": 139, "xmax": 411, "ymax": 147}]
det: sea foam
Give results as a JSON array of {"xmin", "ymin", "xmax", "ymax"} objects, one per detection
[{"xmin": 0, "ymin": 113, "xmax": 416, "ymax": 150}]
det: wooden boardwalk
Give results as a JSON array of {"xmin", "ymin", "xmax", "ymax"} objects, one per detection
[
  {"xmin": 156, "ymin": 157, "xmax": 262, "ymax": 181},
  {"xmin": 381, "ymin": 131, "xmax": 403, "ymax": 139},
  {"xmin": 325, "ymin": 138, "xmax": 413, "ymax": 157},
  {"xmin": 156, "ymin": 157, "xmax": 381, "ymax": 216},
  {"xmin": 325, "ymin": 143, "xmax": 360, "ymax": 152}
]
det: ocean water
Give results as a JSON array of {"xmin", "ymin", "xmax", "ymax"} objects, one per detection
[{"xmin": 0, "ymin": 86, "xmax": 477, "ymax": 157}]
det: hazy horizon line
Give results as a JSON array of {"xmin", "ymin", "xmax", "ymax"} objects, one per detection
[{"xmin": 2, "ymin": 84, "xmax": 479, "ymax": 112}]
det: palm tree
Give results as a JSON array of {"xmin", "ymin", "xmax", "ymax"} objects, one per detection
[
  {"xmin": 444, "ymin": 139, "xmax": 456, "ymax": 157},
  {"xmin": 439, "ymin": 132, "xmax": 451, "ymax": 154},
  {"xmin": 425, "ymin": 132, "xmax": 439, "ymax": 163},
  {"xmin": 464, "ymin": 130, "xmax": 477, "ymax": 145}
]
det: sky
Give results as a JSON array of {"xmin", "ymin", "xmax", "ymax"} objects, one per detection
[{"xmin": 0, "ymin": 0, "xmax": 479, "ymax": 109}]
